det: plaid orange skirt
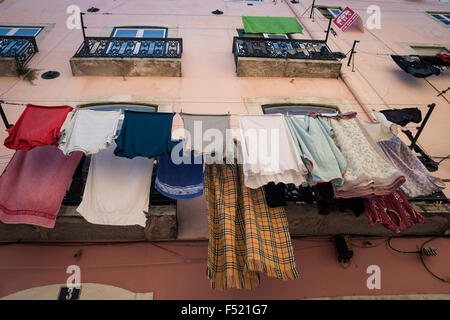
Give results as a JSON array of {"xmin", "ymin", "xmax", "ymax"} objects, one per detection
[{"xmin": 204, "ymin": 164, "xmax": 299, "ymax": 290}]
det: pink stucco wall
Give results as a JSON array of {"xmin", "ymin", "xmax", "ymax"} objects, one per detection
[
  {"xmin": 0, "ymin": 237, "xmax": 449, "ymax": 299},
  {"xmin": 0, "ymin": 0, "xmax": 449, "ymax": 298}
]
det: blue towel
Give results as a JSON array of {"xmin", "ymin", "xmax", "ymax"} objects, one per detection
[
  {"xmin": 114, "ymin": 111, "xmax": 175, "ymax": 159},
  {"xmin": 155, "ymin": 141, "xmax": 204, "ymax": 200}
]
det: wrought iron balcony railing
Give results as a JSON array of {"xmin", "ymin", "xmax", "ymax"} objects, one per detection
[
  {"xmin": 0, "ymin": 35, "xmax": 39, "ymax": 68},
  {"xmin": 73, "ymin": 37, "xmax": 183, "ymax": 58},
  {"xmin": 232, "ymin": 37, "xmax": 337, "ymax": 64}
]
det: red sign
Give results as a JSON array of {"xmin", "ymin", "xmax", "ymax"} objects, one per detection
[{"xmin": 333, "ymin": 7, "xmax": 359, "ymax": 32}]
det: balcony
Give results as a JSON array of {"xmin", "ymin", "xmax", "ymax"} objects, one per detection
[
  {"xmin": 70, "ymin": 37, "xmax": 183, "ymax": 77},
  {"xmin": 0, "ymin": 36, "xmax": 38, "ymax": 76},
  {"xmin": 232, "ymin": 37, "xmax": 342, "ymax": 78}
]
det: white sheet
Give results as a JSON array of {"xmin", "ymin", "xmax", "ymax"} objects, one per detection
[
  {"xmin": 237, "ymin": 115, "xmax": 308, "ymax": 189},
  {"xmin": 77, "ymin": 144, "xmax": 154, "ymax": 227}
]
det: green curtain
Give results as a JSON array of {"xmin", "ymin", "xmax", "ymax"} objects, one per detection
[{"xmin": 242, "ymin": 16, "xmax": 303, "ymax": 34}]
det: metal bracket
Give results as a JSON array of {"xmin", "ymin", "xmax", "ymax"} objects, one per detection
[{"xmin": 0, "ymin": 102, "xmax": 12, "ymax": 129}]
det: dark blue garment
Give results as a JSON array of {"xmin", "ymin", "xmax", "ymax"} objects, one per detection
[
  {"xmin": 155, "ymin": 141, "xmax": 204, "ymax": 200},
  {"xmin": 114, "ymin": 111, "xmax": 175, "ymax": 159}
]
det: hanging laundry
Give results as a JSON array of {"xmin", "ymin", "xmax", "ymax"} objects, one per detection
[
  {"xmin": 58, "ymin": 109, "xmax": 121, "ymax": 155},
  {"xmin": 285, "ymin": 115, "xmax": 347, "ymax": 185},
  {"xmin": 312, "ymin": 182, "xmax": 335, "ymax": 215},
  {"xmin": 436, "ymin": 53, "xmax": 450, "ymax": 64},
  {"xmin": 284, "ymin": 184, "xmax": 315, "ymax": 204},
  {"xmin": 0, "ymin": 146, "xmax": 82, "ymax": 228},
  {"xmin": 378, "ymin": 135, "xmax": 446, "ymax": 198},
  {"xmin": 77, "ymin": 144, "xmax": 153, "ymax": 227},
  {"xmin": 155, "ymin": 140, "xmax": 204, "ymax": 200},
  {"xmin": 379, "ymin": 108, "xmax": 422, "ymax": 127},
  {"xmin": 362, "ymin": 111, "xmax": 398, "ymax": 142},
  {"xmin": 336, "ymin": 198, "xmax": 365, "ymax": 218},
  {"xmin": 363, "ymin": 189, "xmax": 425, "ymax": 233},
  {"xmin": 264, "ymin": 182, "xmax": 287, "ymax": 207},
  {"xmin": 114, "ymin": 111, "xmax": 175, "ymax": 159},
  {"xmin": 264, "ymin": 182, "xmax": 315, "ymax": 208},
  {"xmin": 180, "ymin": 113, "xmax": 232, "ymax": 162},
  {"xmin": 204, "ymin": 164, "xmax": 298, "ymax": 290},
  {"xmin": 391, "ymin": 55, "xmax": 441, "ymax": 78},
  {"xmin": 319, "ymin": 112, "xmax": 405, "ymax": 198},
  {"xmin": 311, "ymin": 182, "xmax": 364, "ymax": 216},
  {"xmin": 237, "ymin": 115, "xmax": 308, "ymax": 189},
  {"xmin": 4, "ymin": 104, "xmax": 73, "ymax": 151}
]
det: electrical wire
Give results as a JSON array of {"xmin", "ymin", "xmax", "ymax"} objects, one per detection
[
  {"xmin": 419, "ymin": 237, "xmax": 450, "ymax": 283},
  {"xmin": 387, "ymin": 236, "xmax": 450, "ymax": 283},
  {"xmin": 387, "ymin": 236, "xmax": 420, "ymax": 254}
]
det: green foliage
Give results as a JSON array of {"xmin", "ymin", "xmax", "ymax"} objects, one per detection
[{"xmin": 16, "ymin": 63, "xmax": 39, "ymax": 84}]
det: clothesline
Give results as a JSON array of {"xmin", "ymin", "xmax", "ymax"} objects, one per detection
[
  {"xmin": 0, "ymin": 106, "xmax": 432, "ymax": 119},
  {"xmin": 0, "ymin": 100, "xmax": 438, "ymax": 111}
]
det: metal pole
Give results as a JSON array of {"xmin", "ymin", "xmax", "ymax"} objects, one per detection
[
  {"xmin": 411, "ymin": 103, "xmax": 435, "ymax": 148},
  {"xmin": 309, "ymin": 0, "xmax": 316, "ymax": 19},
  {"xmin": 325, "ymin": 18, "xmax": 332, "ymax": 43},
  {"xmin": 0, "ymin": 103, "xmax": 12, "ymax": 129},
  {"xmin": 347, "ymin": 40, "xmax": 359, "ymax": 67},
  {"xmin": 80, "ymin": 12, "xmax": 86, "ymax": 40}
]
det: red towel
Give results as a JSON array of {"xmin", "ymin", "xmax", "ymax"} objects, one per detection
[
  {"xmin": 4, "ymin": 104, "xmax": 73, "ymax": 151},
  {"xmin": 363, "ymin": 189, "xmax": 425, "ymax": 233},
  {"xmin": 0, "ymin": 146, "xmax": 83, "ymax": 228}
]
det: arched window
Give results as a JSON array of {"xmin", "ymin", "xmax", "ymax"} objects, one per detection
[
  {"xmin": 79, "ymin": 102, "xmax": 158, "ymax": 112},
  {"xmin": 262, "ymin": 104, "xmax": 339, "ymax": 115}
]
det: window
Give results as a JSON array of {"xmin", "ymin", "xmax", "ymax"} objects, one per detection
[
  {"xmin": 106, "ymin": 27, "xmax": 168, "ymax": 56},
  {"xmin": 316, "ymin": 6, "xmax": 342, "ymax": 19},
  {"xmin": 427, "ymin": 12, "xmax": 450, "ymax": 26},
  {"xmin": 237, "ymin": 29, "xmax": 290, "ymax": 39},
  {"xmin": 111, "ymin": 27, "xmax": 167, "ymax": 38},
  {"xmin": 410, "ymin": 45, "xmax": 449, "ymax": 56},
  {"xmin": 0, "ymin": 26, "xmax": 42, "ymax": 61},
  {"xmin": 0, "ymin": 26, "xmax": 42, "ymax": 37},
  {"xmin": 262, "ymin": 104, "xmax": 339, "ymax": 116}
]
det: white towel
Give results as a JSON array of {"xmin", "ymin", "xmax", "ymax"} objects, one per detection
[
  {"xmin": 237, "ymin": 115, "xmax": 308, "ymax": 189},
  {"xmin": 180, "ymin": 114, "xmax": 233, "ymax": 161},
  {"xmin": 77, "ymin": 144, "xmax": 153, "ymax": 227},
  {"xmin": 59, "ymin": 109, "xmax": 121, "ymax": 155}
]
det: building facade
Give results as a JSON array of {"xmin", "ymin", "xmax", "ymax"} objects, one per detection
[{"xmin": 0, "ymin": 0, "xmax": 449, "ymax": 299}]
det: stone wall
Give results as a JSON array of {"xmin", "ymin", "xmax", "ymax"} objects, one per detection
[
  {"xmin": 286, "ymin": 202, "xmax": 450, "ymax": 236},
  {"xmin": 236, "ymin": 57, "xmax": 342, "ymax": 78},
  {"xmin": 1, "ymin": 200, "xmax": 448, "ymax": 241},
  {"xmin": 0, "ymin": 58, "xmax": 18, "ymax": 77},
  {"xmin": 70, "ymin": 57, "xmax": 182, "ymax": 77},
  {"xmin": 0, "ymin": 204, "xmax": 177, "ymax": 241}
]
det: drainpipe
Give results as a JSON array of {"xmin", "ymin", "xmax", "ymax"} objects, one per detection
[{"xmin": 284, "ymin": 1, "xmax": 379, "ymax": 122}]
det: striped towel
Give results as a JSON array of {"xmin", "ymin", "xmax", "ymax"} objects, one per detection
[{"xmin": 204, "ymin": 163, "xmax": 299, "ymax": 290}]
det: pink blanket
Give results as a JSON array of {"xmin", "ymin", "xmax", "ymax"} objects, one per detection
[{"xmin": 0, "ymin": 146, "xmax": 83, "ymax": 228}]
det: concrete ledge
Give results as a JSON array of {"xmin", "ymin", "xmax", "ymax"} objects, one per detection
[
  {"xmin": 0, "ymin": 204, "xmax": 177, "ymax": 241},
  {"xmin": 145, "ymin": 205, "xmax": 177, "ymax": 240},
  {"xmin": 237, "ymin": 57, "xmax": 341, "ymax": 78},
  {"xmin": 70, "ymin": 57, "xmax": 181, "ymax": 77},
  {"xmin": 286, "ymin": 202, "xmax": 450, "ymax": 236},
  {"xmin": 0, "ymin": 58, "xmax": 18, "ymax": 77},
  {"xmin": 1, "ymin": 201, "xmax": 448, "ymax": 241}
]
